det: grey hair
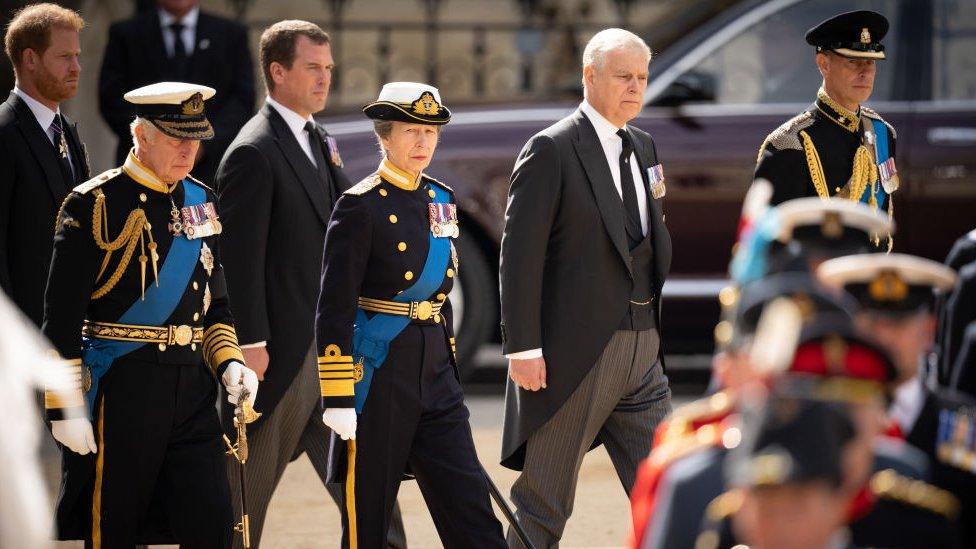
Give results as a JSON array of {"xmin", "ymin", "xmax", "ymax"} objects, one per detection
[
  {"xmin": 129, "ymin": 117, "xmax": 159, "ymax": 151},
  {"xmin": 582, "ymin": 28, "xmax": 652, "ymax": 70}
]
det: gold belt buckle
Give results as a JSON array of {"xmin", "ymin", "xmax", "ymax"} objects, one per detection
[
  {"xmin": 169, "ymin": 324, "xmax": 194, "ymax": 346},
  {"xmin": 412, "ymin": 300, "xmax": 433, "ymax": 321}
]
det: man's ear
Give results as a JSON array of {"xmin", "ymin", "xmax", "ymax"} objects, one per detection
[
  {"xmin": 582, "ymin": 64, "xmax": 595, "ymax": 89},
  {"xmin": 815, "ymin": 52, "xmax": 830, "ymax": 79}
]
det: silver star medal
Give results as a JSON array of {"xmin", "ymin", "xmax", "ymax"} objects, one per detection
[{"xmin": 200, "ymin": 242, "xmax": 214, "ymax": 277}]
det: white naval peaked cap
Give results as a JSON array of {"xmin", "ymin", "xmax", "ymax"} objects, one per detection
[
  {"xmin": 123, "ymin": 82, "xmax": 216, "ymax": 104},
  {"xmin": 376, "ymin": 82, "xmax": 442, "ymax": 104},
  {"xmin": 817, "ymin": 253, "xmax": 956, "ymax": 291},
  {"xmin": 774, "ymin": 197, "xmax": 894, "ymax": 242}
]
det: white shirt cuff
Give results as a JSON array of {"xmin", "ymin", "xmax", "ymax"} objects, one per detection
[
  {"xmin": 241, "ymin": 341, "xmax": 267, "ymax": 349},
  {"xmin": 506, "ymin": 348, "xmax": 543, "ymax": 360}
]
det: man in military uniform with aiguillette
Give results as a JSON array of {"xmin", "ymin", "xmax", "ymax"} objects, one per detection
[
  {"xmin": 41, "ymin": 82, "xmax": 260, "ymax": 548},
  {"xmin": 752, "ymin": 10, "xmax": 898, "ymax": 237}
]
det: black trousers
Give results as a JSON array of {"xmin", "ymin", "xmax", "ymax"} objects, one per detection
[
  {"xmin": 86, "ymin": 356, "xmax": 232, "ymax": 548},
  {"xmin": 340, "ymin": 324, "xmax": 505, "ymax": 549}
]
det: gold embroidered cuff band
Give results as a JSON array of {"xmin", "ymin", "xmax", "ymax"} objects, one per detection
[
  {"xmin": 318, "ymin": 344, "xmax": 356, "ymax": 399},
  {"xmin": 203, "ymin": 323, "xmax": 244, "ymax": 373}
]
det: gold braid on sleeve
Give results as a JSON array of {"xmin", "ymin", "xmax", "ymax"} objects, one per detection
[
  {"xmin": 90, "ymin": 189, "xmax": 158, "ymax": 299},
  {"xmin": 799, "ymin": 130, "xmax": 829, "ymax": 199}
]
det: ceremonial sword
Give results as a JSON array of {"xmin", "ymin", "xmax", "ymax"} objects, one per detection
[{"xmin": 223, "ymin": 375, "xmax": 261, "ymax": 549}]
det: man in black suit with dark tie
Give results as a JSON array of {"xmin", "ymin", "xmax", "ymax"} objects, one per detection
[
  {"xmin": 215, "ymin": 20, "xmax": 405, "ymax": 548},
  {"xmin": 499, "ymin": 28, "xmax": 673, "ymax": 547},
  {"xmin": 98, "ymin": 0, "xmax": 255, "ymax": 184},
  {"xmin": 1, "ymin": 3, "xmax": 90, "ymax": 327}
]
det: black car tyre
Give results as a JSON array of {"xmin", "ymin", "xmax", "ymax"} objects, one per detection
[{"xmin": 449, "ymin": 231, "xmax": 496, "ymax": 381}]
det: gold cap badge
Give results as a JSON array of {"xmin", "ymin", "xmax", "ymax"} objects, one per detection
[
  {"xmin": 860, "ymin": 27, "xmax": 871, "ymax": 44},
  {"xmin": 182, "ymin": 92, "xmax": 204, "ymax": 115},
  {"xmin": 868, "ymin": 270, "xmax": 909, "ymax": 302},
  {"xmin": 412, "ymin": 92, "xmax": 440, "ymax": 116}
]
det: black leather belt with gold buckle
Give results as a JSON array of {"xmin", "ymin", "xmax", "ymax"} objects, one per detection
[
  {"xmin": 357, "ymin": 296, "xmax": 445, "ymax": 321},
  {"xmin": 82, "ymin": 320, "xmax": 203, "ymax": 347}
]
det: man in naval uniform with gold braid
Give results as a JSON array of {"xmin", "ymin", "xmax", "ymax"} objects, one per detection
[
  {"xmin": 41, "ymin": 82, "xmax": 258, "ymax": 548},
  {"xmin": 752, "ymin": 10, "xmax": 898, "ymax": 227},
  {"xmin": 315, "ymin": 82, "xmax": 505, "ymax": 548}
]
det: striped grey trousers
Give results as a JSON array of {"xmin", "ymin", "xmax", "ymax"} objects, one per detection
[
  {"xmin": 507, "ymin": 329, "xmax": 672, "ymax": 548},
  {"xmin": 227, "ymin": 346, "xmax": 407, "ymax": 548}
]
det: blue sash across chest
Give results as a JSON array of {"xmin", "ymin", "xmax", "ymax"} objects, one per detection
[
  {"xmin": 350, "ymin": 184, "xmax": 453, "ymax": 413},
  {"xmin": 859, "ymin": 119, "xmax": 891, "ymax": 208},
  {"xmin": 82, "ymin": 179, "xmax": 205, "ymax": 414}
]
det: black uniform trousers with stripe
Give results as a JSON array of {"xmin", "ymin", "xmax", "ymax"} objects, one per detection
[
  {"xmin": 340, "ymin": 323, "xmax": 505, "ymax": 549},
  {"xmin": 85, "ymin": 355, "xmax": 232, "ymax": 548}
]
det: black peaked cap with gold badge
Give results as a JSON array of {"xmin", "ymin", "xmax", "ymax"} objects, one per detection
[
  {"xmin": 124, "ymin": 81, "xmax": 216, "ymax": 140},
  {"xmin": 363, "ymin": 81, "xmax": 452, "ymax": 125},
  {"xmin": 806, "ymin": 10, "xmax": 889, "ymax": 60}
]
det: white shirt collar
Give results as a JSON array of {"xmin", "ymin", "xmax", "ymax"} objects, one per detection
[
  {"xmin": 266, "ymin": 96, "xmax": 315, "ymax": 136},
  {"xmin": 580, "ymin": 99, "xmax": 624, "ymax": 142},
  {"xmin": 890, "ymin": 375, "xmax": 925, "ymax": 434},
  {"xmin": 159, "ymin": 6, "xmax": 199, "ymax": 29},
  {"xmin": 13, "ymin": 86, "xmax": 59, "ymax": 133}
]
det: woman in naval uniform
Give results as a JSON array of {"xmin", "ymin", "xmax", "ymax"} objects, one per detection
[{"xmin": 315, "ymin": 82, "xmax": 506, "ymax": 549}]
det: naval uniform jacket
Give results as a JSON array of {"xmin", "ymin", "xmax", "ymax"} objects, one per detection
[
  {"xmin": 314, "ymin": 161, "xmax": 458, "ymax": 477},
  {"xmin": 754, "ymin": 90, "xmax": 897, "ymax": 206},
  {"xmin": 498, "ymin": 108, "xmax": 672, "ymax": 471},
  {"xmin": 41, "ymin": 154, "xmax": 244, "ymax": 539},
  {"xmin": 0, "ymin": 91, "xmax": 90, "ymax": 326}
]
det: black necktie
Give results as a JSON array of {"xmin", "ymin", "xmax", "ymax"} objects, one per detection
[
  {"xmin": 305, "ymin": 121, "xmax": 336, "ymax": 204},
  {"xmin": 49, "ymin": 114, "xmax": 74, "ymax": 183},
  {"xmin": 169, "ymin": 22, "xmax": 187, "ymax": 79},
  {"xmin": 616, "ymin": 128, "xmax": 642, "ymax": 246}
]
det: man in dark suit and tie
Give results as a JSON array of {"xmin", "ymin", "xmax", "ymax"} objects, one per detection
[
  {"xmin": 499, "ymin": 28, "xmax": 673, "ymax": 547},
  {"xmin": 98, "ymin": 0, "xmax": 255, "ymax": 184},
  {"xmin": 1, "ymin": 3, "xmax": 90, "ymax": 327},
  {"xmin": 215, "ymin": 20, "xmax": 405, "ymax": 548}
]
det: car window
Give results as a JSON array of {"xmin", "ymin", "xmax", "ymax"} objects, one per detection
[
  {"xmin": 685, "ymin": 0, "xmax": 901, "ymax": 104},
  {"xmin": 932, "ymin": 0, "xmax": 976, "ymax": 101}
]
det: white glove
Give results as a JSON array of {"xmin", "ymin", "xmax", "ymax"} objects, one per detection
[
  {"xmin": 322, "ymin": 408, "xmax": 357, "ymax": 440},
  {"xmin": 222, "ymin": 360, "xmax": 259, "ymax": 407},
  {"xmin": 51, "ymin": 418, "xmax": 97, "ymax": 455}
]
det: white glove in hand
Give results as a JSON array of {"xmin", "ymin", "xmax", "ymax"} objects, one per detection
[
  {"xmin": 52, "ymin": 418, "xmax": 97, "ymax": 455},
  {"xmin": 322, "ymin": 408, "xmax": 357, "ymax": 440},
  {"xmin": 222, "ymin": 361, "xmax": 259, "ymax": 407}
]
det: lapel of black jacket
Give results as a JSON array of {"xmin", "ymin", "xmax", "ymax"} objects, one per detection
[
  {"xmin": 8, "ymin": 92, "xmax": 70, "ymax": 203},
  {"xmin": 63, "ymin": 114, "xmax": 90, "ymax": 182},
  {"xmin": 629, "ymin": 127, "xmax": 669, "ymax": 285},
  {"xmin": 263, "ymin": 104, "xmax": 331, "ymax": 226},
  {"xmin": 571, "ymin": 109, "xmax": 631, "ymax": 276},
  {"xmin": 321, "ymin": 126, "xmax": 353, "ymax": 194}
]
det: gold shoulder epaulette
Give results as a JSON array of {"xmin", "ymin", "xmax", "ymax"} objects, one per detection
[
  {"xmin": 861, "ymin": 107, "xmax": 897, "ymax": 139},
  {"xmin": 757, "ymin": 111, "xmax": 815, "ymax": 162},
  {"xmin": 73, "ymin": 168, "xmax": 122, "ymax": 195},
  {"xmin": 659, "ymin": 391, "xmax": 735, "ymax": 443},
  {"xmin": 649, "ymin": 421, "xmax": 725, "ymax": 469},
  {"xmin": 344, "ymin": 173, "xmax": 383, "ymax": 196},
  {"xmin": 424, "ymin": 174, "xmax": 454, "ymax": 193},
  {"xmin": 705, "ymin": 489, "xmax": 744, "ymax": 522},
  {"xmin": 870, "ymin": 469, "xmax": 960, "ymax": 519}
]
